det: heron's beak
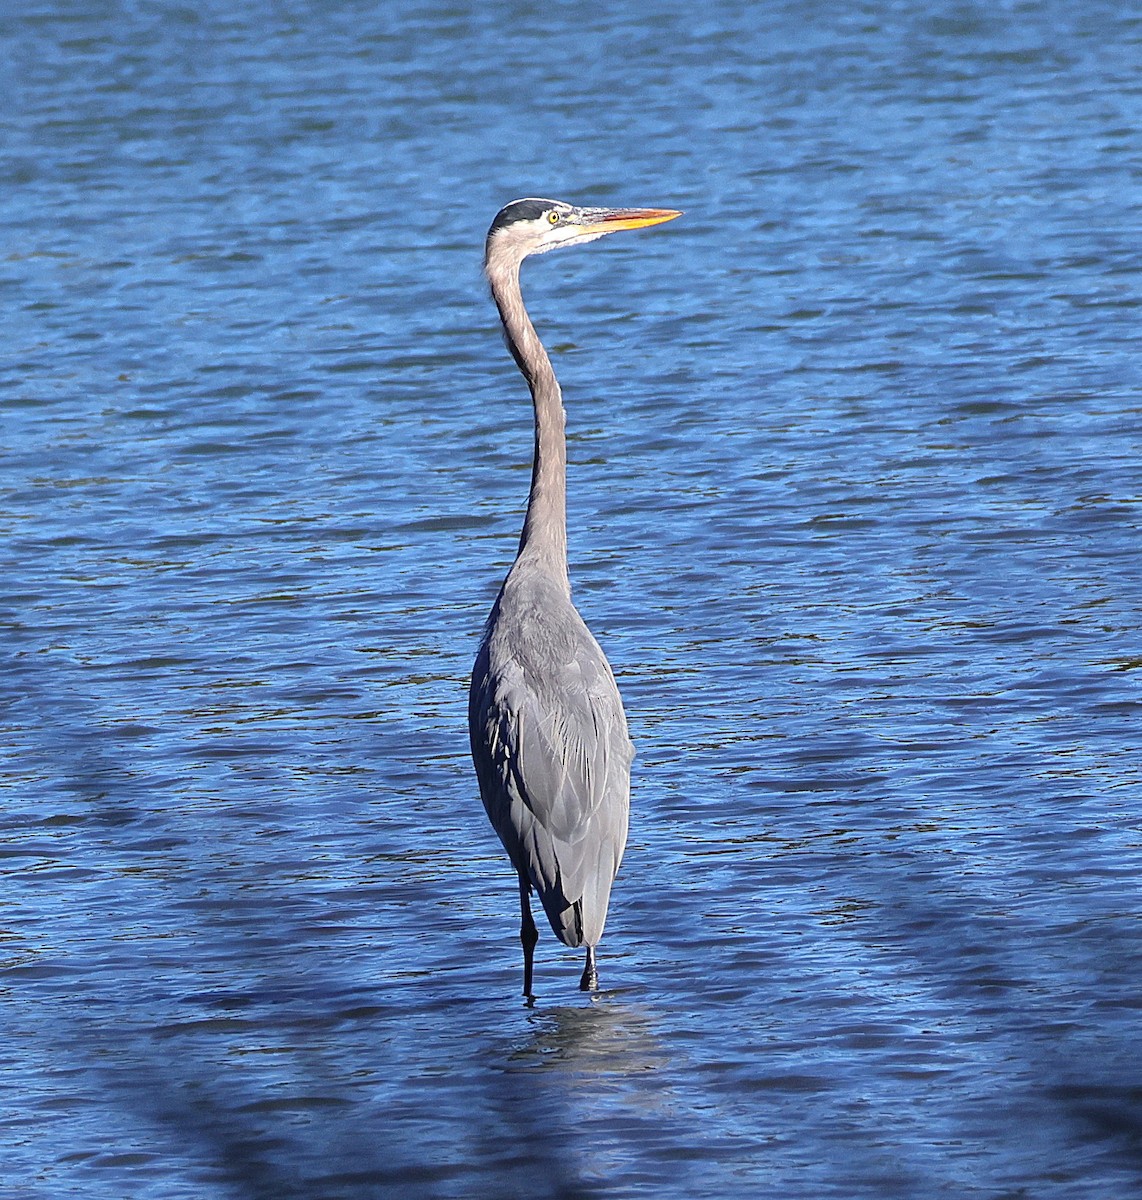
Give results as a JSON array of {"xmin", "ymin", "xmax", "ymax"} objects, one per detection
[{"xmin": 578, "ymin": 207, "xmax": 683, "ymax": 235}]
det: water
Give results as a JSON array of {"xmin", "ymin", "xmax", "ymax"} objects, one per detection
[{"xmin": 3, "ymin": 1, "xmax": 1141, "ymax": 1195}]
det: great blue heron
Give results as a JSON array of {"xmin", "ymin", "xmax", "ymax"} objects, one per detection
[{"xmin": 468, "ymin": 197, "xmax": 681, "ymax": 1000}]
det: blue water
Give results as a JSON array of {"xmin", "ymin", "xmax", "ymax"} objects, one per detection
[{"xmin": 3, "ymin": 2, "xmax": 1141, "ymax": 1196}]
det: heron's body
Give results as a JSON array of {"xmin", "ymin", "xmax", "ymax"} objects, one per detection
[
  {"xmin": 470, "ymin": 560, "xmax": 631, "ymax": 949},
  {"xmin": 468, "ymin": 197, "xmax": 679, "ymax": 999}
]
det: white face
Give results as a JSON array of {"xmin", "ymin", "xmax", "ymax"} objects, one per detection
[
  {"xmin": 530, "ymin": 203, "xmax": 617, "ymax": 254},
  {"xmin": 484, "ymin": 198, "xmax": 681, "ymax": 272},
  {"xmin": 487, "ymin": 200, "xmax": 613, "ymax": 266}
]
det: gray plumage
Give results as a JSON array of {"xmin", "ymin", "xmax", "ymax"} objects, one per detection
[{"xmin": 468, "ymin": 197, "xmax": 680, "ymax": 999}]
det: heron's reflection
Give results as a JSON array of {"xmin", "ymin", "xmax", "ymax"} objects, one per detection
[
  {"xmin": 467, "ymin": 995, "xmax": 692, "ymax": 1193},
  {"xmin": 506, "ymin": 993, "xmax": 670, "ymax": 1077}
]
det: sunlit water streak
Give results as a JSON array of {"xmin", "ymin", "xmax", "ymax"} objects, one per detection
[{"xmin": 3, "ymin": 2, "xmax": 1141, "ymax": 1196}]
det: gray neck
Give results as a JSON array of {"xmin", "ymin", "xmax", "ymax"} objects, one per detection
[{"xmin": 486, "ymin": 255, "xmax": 570, "ymax": 589}]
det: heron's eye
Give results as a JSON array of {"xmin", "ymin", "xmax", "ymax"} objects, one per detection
[{"xmin": 547, "ymin": 211, "xmax": 561, "ymax": 225}]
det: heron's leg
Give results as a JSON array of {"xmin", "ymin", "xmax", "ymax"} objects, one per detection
[
  {"xmin": 518, "ymin": 875, "xmax": 538, "ymax": 1001},
  {"xmin": 579, "ymin": 945, "xmax": 598, "ymax": 992}
]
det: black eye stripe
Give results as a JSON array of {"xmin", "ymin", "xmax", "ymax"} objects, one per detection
[{"xmin": 488, "ymin": 198, "xmax": 560, "ymax": 234}]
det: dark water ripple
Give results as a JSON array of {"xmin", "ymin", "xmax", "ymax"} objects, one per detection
[{"xmin": 3, "ymin": 1, "xmax": 1142, "ymax": 1197}]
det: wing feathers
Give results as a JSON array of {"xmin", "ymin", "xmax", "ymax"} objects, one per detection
[{"xmin": 469, "ymin": 578, "xmax": 632, "ymax": 949}]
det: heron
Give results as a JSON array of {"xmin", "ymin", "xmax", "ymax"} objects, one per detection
[{"xmin": 468, "ymin": 197, "xmax": 681, "ymax": 1000}]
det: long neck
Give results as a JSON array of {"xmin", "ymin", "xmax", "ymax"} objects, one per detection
[{"xmin": 487, "ymin": 256, "xmax": 569, "ymax": 588}]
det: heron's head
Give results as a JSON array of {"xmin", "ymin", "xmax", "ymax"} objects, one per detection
[{"xmin": 485, "ymin": 198, "xmax": 681, "ymax": 272}]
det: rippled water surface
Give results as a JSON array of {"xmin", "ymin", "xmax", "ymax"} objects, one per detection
[{"xmin": 3, "ymin": 2, "xmax": 1141, "ymax": 1196}]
